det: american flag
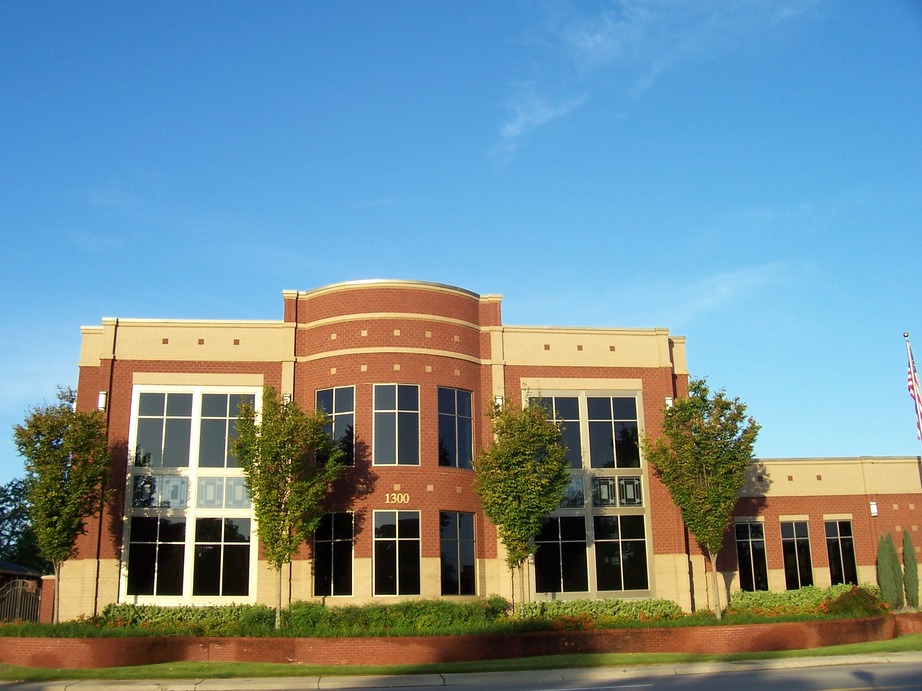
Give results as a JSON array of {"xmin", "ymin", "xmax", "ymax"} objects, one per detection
[{"xmin": 907, "ymin": 334, "xmax": 922, "ymax": 441}]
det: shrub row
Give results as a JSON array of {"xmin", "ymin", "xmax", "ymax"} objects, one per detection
[
  {"xmin": 0, "ymin": 586, "xmax": 890, "ymax": 637},
  {"xmin": 727, "ymin": 584, "xmax": 886, "ymax": 619},
  {"xmin": 287, "ymin": 596, "xmax": 513, "ymax": 636}
]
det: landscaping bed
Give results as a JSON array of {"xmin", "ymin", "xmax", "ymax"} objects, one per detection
[{"xmin": 2, "ymin": 585, "xmax": 919, "ymax": 669}]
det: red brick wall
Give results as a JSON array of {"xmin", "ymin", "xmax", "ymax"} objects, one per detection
[
  {"xmin": 287, "ymin": 284, "xmax": 485, "ymax": 326},
  {"xmin": 3, "ymin": 615, "xmax": 916, "ymax": 669}
]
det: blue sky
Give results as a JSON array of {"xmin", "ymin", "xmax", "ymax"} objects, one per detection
[{"xmin": 2, "ymin": 1, "xmax": 921, "ymax": 484}]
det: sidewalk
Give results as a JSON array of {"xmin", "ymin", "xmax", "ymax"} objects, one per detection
[{"xmin": 4, "ymin": 652, "xmax": 922, "ymax": 691}]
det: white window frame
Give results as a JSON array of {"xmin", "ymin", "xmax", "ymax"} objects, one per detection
[{"xmin": 120, "ymin": 384, "xmax": 261, "ymax": 606}]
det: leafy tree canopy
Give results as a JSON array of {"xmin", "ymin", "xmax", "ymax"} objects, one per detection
[
  {"xmin": 233, "ymin": 387, "xmax": 346, "ymax": 570},
  {"xmin": 641, "ymin": 377, "xmax": 759, "ymax": 618},
  {"xmin": 12, "ymin": 387, "xmax": 111, "ymax": 622},
  {"xmin": 473, "ymin": 400, "xmax": 570, "ymax": 572}
]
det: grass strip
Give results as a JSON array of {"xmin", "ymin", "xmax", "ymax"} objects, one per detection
[{"xmin": 1, "ymin": 634, "xmax": 920, "ymax": 682}]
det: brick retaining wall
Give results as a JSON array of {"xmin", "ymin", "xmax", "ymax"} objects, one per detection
[{"xmin": 3, "ymin": 614, "xmax": 921, "ymax": 669}]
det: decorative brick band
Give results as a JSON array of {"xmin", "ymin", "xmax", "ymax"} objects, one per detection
[{"xmin": 3, "ymin": 614, "xmax": 921, "ymax": 669}]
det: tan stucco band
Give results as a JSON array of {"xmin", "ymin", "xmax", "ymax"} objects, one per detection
[{"xmin": 132, "ymin": 373, "xmax": 265, "ymax": 386}]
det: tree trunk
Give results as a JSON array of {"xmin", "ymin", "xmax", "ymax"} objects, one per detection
[
  {"xmin": 275, "ymin": 566, "xmax": 282, "ymax": 629},
  {"xmin": 53, "ymin": 561, "xmax": 62, "ymax": 625},
  {"xmin": 709, "ymin": 552, "xmax": 723, "ymax": 620}
]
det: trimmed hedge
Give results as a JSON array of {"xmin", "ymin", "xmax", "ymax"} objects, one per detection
[
  {"xmin": 0, "ymin": 587, "xmax": 891, "ymax": 638},
  {"xmin": 727, "ymin": 584, "xmax": 886, "ymax": 618}
]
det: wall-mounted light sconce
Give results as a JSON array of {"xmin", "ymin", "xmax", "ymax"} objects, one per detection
[
  {"xmin": 282, "ymin": 393, "xmax": 292, "ymax": 404},
  {"xmin": 665, "ymin": 397, "xmax": 674, "ymax": 408},
  {"xmin": 870, "ymin": 501, "xmax": 878, "ymax": 517},
  {"xmin": 97, "ymin": 391, "xmax": 108, "ymax": 411},
  {"xmin": 494, "ymin": 395, "xmax": 504, "ymax": 407}
]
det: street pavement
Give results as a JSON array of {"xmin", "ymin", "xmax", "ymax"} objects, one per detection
[{"xmin": 2, "ymin": 652, "xmax": 922, "ymax": 691}]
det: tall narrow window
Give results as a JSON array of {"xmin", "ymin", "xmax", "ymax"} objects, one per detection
[
  {"xmin": 440, "ymin": 512, "xmax": 475, "ymax": 595},
  {"xmin": 199, "ymin": 393, "xmax": 255, "ymax": 467},
  {"xmin": 373, "ymin": 385, "xmax": 419, "ymax": 465},
  {"xmin": 313, "ymin": 513, "xmax": 353, "ymax": 597},
  {"xmin": 587, "ymin": 397, "xmax": 639, "ymax": 468},
  {"xmin": 530, "ymin": 396, "xmax": 582, "ymax": 468},
  {"xmin": 192, "ymin": 518, "xmax": 251, "ymax": 596},
  {"xmin": 735, "ymin": 522, "xmax": 769, "ymax": 591},
  {"xmin": 594, "ymin": 514, "xmax": 649, "ymax": 591},
  {"xmin": 826, "ymin": 520, "xmax": 858, "ymax": 585},
  {"xmin": 438, "ymin": 388, "xmax": 473, "ymax": 469},
  {"xmin": 126, "ymin": 516, "xmax": 186, "ymax": 596},
  {"xmin": 316, "ymin": 387, "xmax": 355, "ymax": 465},
  {"xmin": 781, "ymin": 521, "xmax": 813, "ymax": 590},
  {"xmin": 136, "ymin": 393, "xmax": 193, "ymax": 467},
  {"xmin": 534, "ymin": 516, "xmax": 588, "ymax": 593},
  {"xmin": 373, "ymin": 511, "xmax": 420, "ymax": 595}
]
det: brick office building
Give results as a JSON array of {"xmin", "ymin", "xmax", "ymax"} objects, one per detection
[{"xmin": 61, "ymin": 279, "xmax": 921, "ymax": 621}]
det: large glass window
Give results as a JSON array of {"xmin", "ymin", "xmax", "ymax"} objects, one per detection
[
  {"xmin": 826, "ymin": 520, "xmax": 858, "ymax": 585},
  {"xmin": 438, "ymin": 388, "xmax": 473, "ymax": 469},
  {"xmin": 192, "ymin": 518, "xmax": 251, "ymax": 597},
  {"xmin": 735, "ymin": 522, "xmax": 768, "ymax": 591},
  {"xmin": 373, "ymin": 511, "xmax": 420, "ymax": 595},
  {"xmin": 534, "ymin": 516, "xmax": 588, "ymax": 593},
  {"xmin": 373, "ymin": 385, "xmax": 419, "ymax": 465},
  {"xmin": 136, "ymin": 393, "xmax": 193, "ymax": 467},
  {"xmin": 313, "ymin": 512, "xmax": 353, "ymax": 597},
  {"xmin": 125, "ymin": 386, "xmax": 258, "ymax": 604},
  {"xmin": 440, "ymin": 512, "xmax": 475, "ymax": 595},
  {"xmin": 530, "ymin": 396, "xmax": 582, "ymax": 468},
  {"xmin": 316, "ymin": 387, "xmax": 355, "ymax": 465},
  {"xmin": 587, "ymin": 397, "xmax": 639, "ymax": 468},
  {"xmin": 126, "ymin": 516, "xmax": 186, "ymax": 596},
  {"xmin": 781, "ymin": 521, "xmax": 814, "ymax": 590},
  {"xmin": 527, "ymin": 389, "xmax": 647, "ymax": 597},
  {"xmin": 198, "ymin": 393, "xmax": 254, "ymax": 468},
  {"xmin": 594, "ymin": 515, "xmax": 648, "ymax": 591}
]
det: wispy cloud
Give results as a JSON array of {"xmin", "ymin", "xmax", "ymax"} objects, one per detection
[
  {"xmin": 607, "ymin": 261, "xmax": 799, "ymax": 329},
  {"xmin": 497, "ymin": 0, "xmax": 820, "ymax": 154},
  {"xmin": 499, "ymin": 89, "xmax": 588, "ymax": 150},
  {"xmin": 667, "ymin": 262, "xmax": 794, "ymax": 325}
]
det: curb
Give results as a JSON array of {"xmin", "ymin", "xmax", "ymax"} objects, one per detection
[{"xmin": 5, "ymin": 653, "xmax": 922, "ymax": 691}]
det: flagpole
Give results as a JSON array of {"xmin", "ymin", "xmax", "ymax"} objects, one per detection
[{"xmin": 905, "ymin": 332, "xmax": 922, "ymax": 444}]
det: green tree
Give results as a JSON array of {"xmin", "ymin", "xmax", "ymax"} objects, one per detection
[
  {"xmin": 473, "ymin": 400, "xmax": 570, "ymax": 610},
  {"xmin": 233, "ymin": 387, "xmax": 345, "ymax": 628},
  {"xmin": 903, "ymin": 530, "xmax": 919, "ymax": 609},
  {"xmin": 0, "ymin": 477, "xmax": 50, "ymax": 573},
  {"xmin": 641, "ymin": 377, "xmax": 759, "ymax": 620},
  {"xmin": 12, "ymin": 388, "xmax": 110, "ymax": 624},
  {"xmin": 878, "ymin": 533, "xmax": 904, "ymax": 609}
]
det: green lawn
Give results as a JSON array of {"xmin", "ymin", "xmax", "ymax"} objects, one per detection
[{"xmin": 1, "ymin": 633, "xmax": 921, "ymax": 682}]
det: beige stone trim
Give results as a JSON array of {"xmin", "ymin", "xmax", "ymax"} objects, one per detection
[
  {"xmin": 742, "ymin": 457, "xmax": 922, "ymax": 498},
  {"xmin": 57, "ymin": 558, "xmax": 120, "ymax": 622},
  {"xmin": 290, "ymin": 279, "xmax": 486, "ymax": 301},
  {"xmin": 502, "ymin": 327, "xmax": 683, "ymax": 369},
  {"xmin": 518, "ymin": 378, "xmax": 643, "ymax": 396},
  {"xmin": 80, "ymin": 319, "xmax": 293, "ymax": 364},
  {"xmin": 132, "ymin": 373, "xmax": 264, "ymax": 386},
  {"xmin": 297, "ymin": 313, "xmax": 480, "ymax": 330},
  {"xmin": 298, "ymin": 347, "xmax": 482, "ymax": 365}
]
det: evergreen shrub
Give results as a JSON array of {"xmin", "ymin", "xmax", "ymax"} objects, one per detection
[
  {"xmin": 903, "ymin": 530, "xmax": 919, "ymax": 609},
  {"xmin": 878, "ymin": 534, "xmax": 905, "ymax": 609}
]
